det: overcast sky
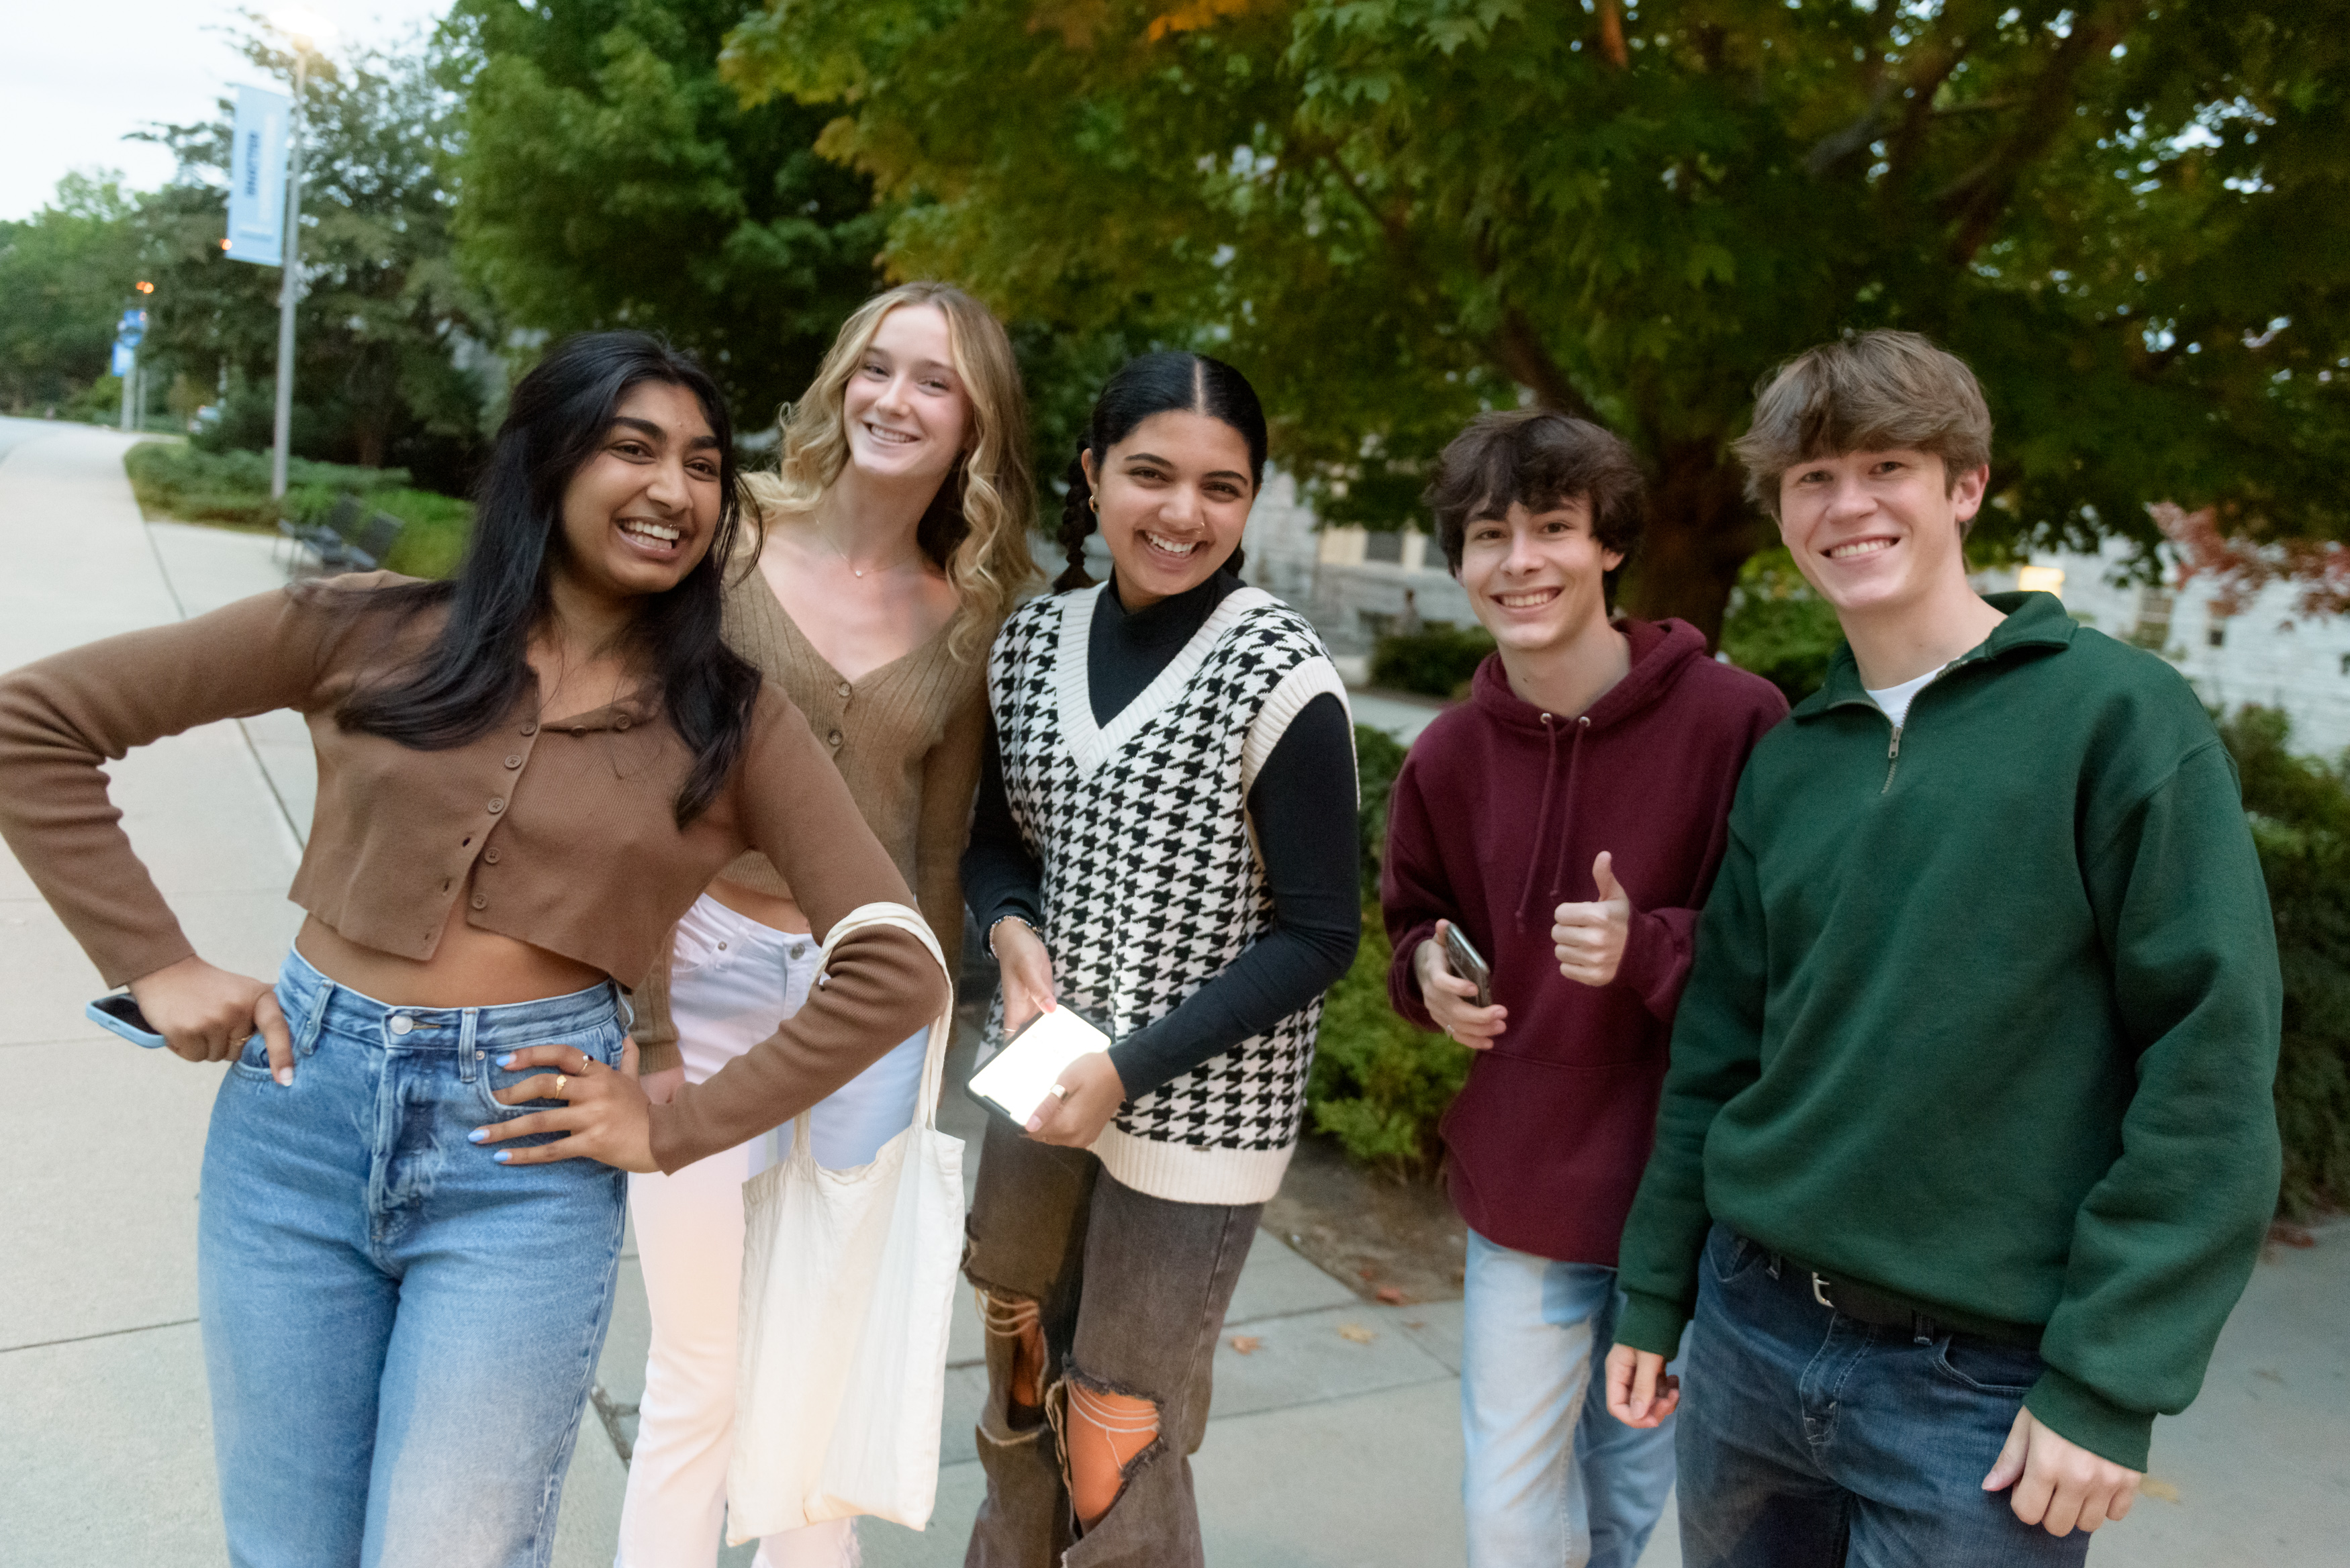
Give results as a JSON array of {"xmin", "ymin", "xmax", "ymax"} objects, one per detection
[{"xmin": 3, "ymin": 1, "xmax": 453, "ymax": 222}]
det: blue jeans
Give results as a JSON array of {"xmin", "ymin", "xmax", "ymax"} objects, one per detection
[
  {"xmin": 1461, "ymin": 1228, "xmax": 1677, "ymax": 1568},
  {"xmin": 1678, "ymin": 1224, "xmax": 2092, "ymax": 1568},
  {"xmin": 198, "ymin": 949, "xmax": 630, "ymax": 1568}
]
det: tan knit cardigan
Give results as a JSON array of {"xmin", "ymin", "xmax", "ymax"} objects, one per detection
[{"xmin": 633, "ymin": 562, "xmax": 994, "ymax": 1073}]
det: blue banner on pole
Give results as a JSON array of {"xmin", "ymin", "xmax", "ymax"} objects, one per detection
[{"xmin": 226, "ymin": 85, "xmax": 290, "ymax": 266}]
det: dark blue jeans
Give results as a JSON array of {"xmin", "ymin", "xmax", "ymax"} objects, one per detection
[{"xmin": 1677, "ymin": 1224, "xmax": 2094, "ymax": 1568}]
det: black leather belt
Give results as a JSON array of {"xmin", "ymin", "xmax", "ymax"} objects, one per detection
[{"xmin": 1748, "ymin": 1236, "xmax": 2043, "ymax": 1350}]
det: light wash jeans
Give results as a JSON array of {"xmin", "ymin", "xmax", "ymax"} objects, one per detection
[
  {"xmin": 1461, "ymin": 1228, "xmax": 1678, "ymax": 1568},
  {"xmin": 619, "ymin": 895, "xmax": 928, "ymax": 1568},
  {"xmin": 199, "ymin": 948, "xmax": 630, "ymax": 1568}
]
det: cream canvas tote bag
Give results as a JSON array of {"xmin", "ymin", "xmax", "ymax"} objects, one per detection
[{"xmin": 726, "ymin": 902, "xmax": 963, "ymax": 1540}]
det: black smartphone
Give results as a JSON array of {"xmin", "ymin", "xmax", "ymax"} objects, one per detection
[
  {"xmin": 1441, "ymin": 922, "xmax": 1493, "ymax": 1008},
  {"xmin": 87, "ymin": 993, "xmax": 170, "ymax": 1049}
]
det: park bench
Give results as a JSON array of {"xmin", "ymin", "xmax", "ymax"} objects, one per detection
[
  {"xmin": 279, "ymin": 495, "xmax": 404, "ymax": 575},
  {"xmin": 318, "ymin": 509, "xmax": 404, "ymax": 573},
  {"xmin": 275, "ymin": 492, "xmax": 362, "ymax": 571}
]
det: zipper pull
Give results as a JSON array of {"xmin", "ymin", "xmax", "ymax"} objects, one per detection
[{"xmin": 1882, "ymin": 726, "xmax": 1903, "ymax": 795}]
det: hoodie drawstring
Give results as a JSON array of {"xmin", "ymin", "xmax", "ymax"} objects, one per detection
[{"xmin": 1514, "ymin": 713, "xmax": 1591, "ymax": 932}]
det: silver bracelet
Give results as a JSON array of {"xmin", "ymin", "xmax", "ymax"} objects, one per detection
[{"xmin": 985, "ymin": 914, "xmax": 1037, "ymax": 958}]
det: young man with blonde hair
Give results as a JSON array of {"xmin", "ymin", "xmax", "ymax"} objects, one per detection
[{"xmin": 1605, "ymin": 330, "xmax": 2282, "ymax": 1565}]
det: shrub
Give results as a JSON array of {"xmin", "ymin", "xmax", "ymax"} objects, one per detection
[
  {"xmin": 1353, "ymin": 723, "xmax": 1408, "ymax": 903},
  {"xmin": 1719, "ymin": 547, "xmax": 1844, "ymax": 703},
  {"xmin": 1301, "ymin": 724, "xmax": 1472, "ymax": 1174},
  {"xmin": 1370, "ymin": 622, "xmax": 1494, "ymax": 699},
  {"xmin": 124, "ymin": 443, "xmax": 473, "ymax": 579},
  {"xmin": 1308, "ymin": 903, "xmax": 1472, "ymax": 1177},
  {"xmin": 2216, "ymin": 707, "xmax": 2350, "ymax": 1217}
]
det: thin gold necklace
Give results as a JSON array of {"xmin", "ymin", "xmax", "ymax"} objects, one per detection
[{"xmin": 821, "ymin": 527, "xmax": 920, "ymax": 580}]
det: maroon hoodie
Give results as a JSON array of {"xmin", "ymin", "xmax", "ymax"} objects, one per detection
[{"xmin": 1382, "ymin": 618, "xmax": 1786, "ymax": 1265}]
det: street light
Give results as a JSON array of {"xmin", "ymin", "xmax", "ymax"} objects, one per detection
[{"xmin": 265, "ymin": 8, "xmax": 337, "ymax": 500}]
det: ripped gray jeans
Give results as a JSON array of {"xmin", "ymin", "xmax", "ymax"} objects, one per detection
[{"xmin": 961, "ymin": 1115, "xmax": 1261, "ymax": 1568}]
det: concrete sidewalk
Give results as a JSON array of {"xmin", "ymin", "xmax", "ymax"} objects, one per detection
[{"xmin": 3, "ymin": 417, "xmax": 2345, "ymax": 1567}]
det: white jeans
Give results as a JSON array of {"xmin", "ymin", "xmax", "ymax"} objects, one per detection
[{"xmin": 615, "ymin": 896, "xmax": 929, "ymax": 1568}]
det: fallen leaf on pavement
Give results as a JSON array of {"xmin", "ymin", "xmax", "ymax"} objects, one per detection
[
  {"xmin": 1374, "ymin": 1285, "xmax": 1411, "ymax": 1306},
  {"xmin": 2141, "ymin": 1478, "xmax": 2182, "ymax": 1504},
  {"xmin": 1228, "ymin": 1335, "xmax": 1262, "ymax": 1355},
  {"xmin": 1338, "ymin": 1323, "xmax": 1376, "ymax": 1344}
]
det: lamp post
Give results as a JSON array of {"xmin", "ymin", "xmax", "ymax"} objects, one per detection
[{"xmin": 267, "ymin": 9, "xmax": 336, "ymax": 501}]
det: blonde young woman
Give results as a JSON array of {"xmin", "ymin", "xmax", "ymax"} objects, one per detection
[{"xmin": 615, "ymin": 283, "xmax": 1037, "ymax": 1568}]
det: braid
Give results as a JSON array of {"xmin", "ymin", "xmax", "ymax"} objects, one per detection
[{"xmin": 1053, "ymin": 450, "xmax": 1098, "ymax": 591}]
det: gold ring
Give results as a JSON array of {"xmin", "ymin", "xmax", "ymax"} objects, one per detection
[
  {"xmin": 1047, "ymin": 1083, "xmax": 1068, "ymax": 1101},
  {"xmin": 554, "ymin": 1073, "xmax": 569, "ymax": 1097}
]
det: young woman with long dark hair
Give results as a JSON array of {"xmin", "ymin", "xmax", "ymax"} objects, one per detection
[
  {"xmin": 616, "ymin": 283, "xmax": 1037, "ymax": 1568},
  {"xmin": 0, "ymin": 331, "xmax": 945, "ymax": 1568},
  {"xmin": 957, "ymin": 352, "xmax": 1361, "ymax": 1565}
]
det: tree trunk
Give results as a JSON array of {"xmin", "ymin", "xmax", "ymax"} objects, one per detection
[
  {"xmin": 1619, "ymin": 446, "xmax": 1765, "ymax": 646},
  {"xmin": 357, "ymin": 423, "xmax": 387, "ymax": 471}
]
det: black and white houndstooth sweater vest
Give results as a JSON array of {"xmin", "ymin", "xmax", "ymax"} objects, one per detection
[{"xmin": 985, "ymin": 583, "xmax": 1350, "ymax": 1204}]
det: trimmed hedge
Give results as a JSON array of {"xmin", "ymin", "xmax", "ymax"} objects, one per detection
[
  {"xmin": 1370, "ymin": 622, "xmax": 1494, "ymax": 699},
  {"xmin": 124, "ymin": 442, "xmax": 473, "ymax": 580}
]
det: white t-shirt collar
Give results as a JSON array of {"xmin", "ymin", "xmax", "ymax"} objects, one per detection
[{"xmin": 1865, "ymin": 666, "xmax": 1944, "ymax": 729}]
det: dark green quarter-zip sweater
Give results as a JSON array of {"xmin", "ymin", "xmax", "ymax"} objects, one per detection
[{"xmin": 1614, "ymin": 592, "xmax": 2282, "ymax": 1470}]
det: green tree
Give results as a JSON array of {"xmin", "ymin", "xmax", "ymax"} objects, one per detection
[
  {"xmin": 0, "ymin": 171, "xmax": 145, "ymax": 411},
  {"xmin": 722, "ymin": 0, "xmax": 2350, "ymax": 636},
  {"xmin": 442, "ymin": 0, "xmax": 888, "ymax": 433},
  {"xmin": 134, "ymin": 29, "xmax": 493, "ymax": 485}
]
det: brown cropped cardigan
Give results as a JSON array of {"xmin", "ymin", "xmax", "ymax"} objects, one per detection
[
  {"xmin": 630, "ymin": 560, "xmax": 994, "ymax": 1073},
  {"xmin": 0, "ymin": 575, "xmax": 947, "ymax": 1172}
]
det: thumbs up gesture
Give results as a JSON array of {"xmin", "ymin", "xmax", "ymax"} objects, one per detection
[{"xmin": 1553, "ymin": 850, "xmax": 1632, "ymax": 987}]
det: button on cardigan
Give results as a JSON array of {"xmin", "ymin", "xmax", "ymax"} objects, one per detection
[
  {"xmin": 0, "ymin": 573, "xmax": 947, "ymax": 1172},
  {"xmin": 629, "ymin": 558, "xmax": 996, "ymax": 1075}
]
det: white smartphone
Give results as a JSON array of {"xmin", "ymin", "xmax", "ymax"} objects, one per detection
[{"xmin": 968, "ymin": 1007, "xmax": 1112, "ymax": 1125}]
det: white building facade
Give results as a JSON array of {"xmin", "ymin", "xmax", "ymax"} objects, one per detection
[{"xmin": 1989, "ymin": 540, "xmax": 2350, "ymax": 760}]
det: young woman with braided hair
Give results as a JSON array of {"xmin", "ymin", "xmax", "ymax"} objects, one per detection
[{"xmin": 957, "ymin": 350, "xmax": 1361, "ymax": 1565}]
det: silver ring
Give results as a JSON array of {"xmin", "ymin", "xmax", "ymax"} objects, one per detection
[{"xmin": 1047, "ymin": 1083, "xmax": 1068, "ymax": 1101}]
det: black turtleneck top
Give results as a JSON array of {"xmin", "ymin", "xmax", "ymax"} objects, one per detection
[{"xmin": 963, "ymin": 569, "xmax": 1361, "ymax": 1099}]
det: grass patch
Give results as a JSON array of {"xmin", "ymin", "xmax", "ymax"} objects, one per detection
[{"xmin": 124, "ymin": 443, "xmax": 472, "ymax": 579}]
